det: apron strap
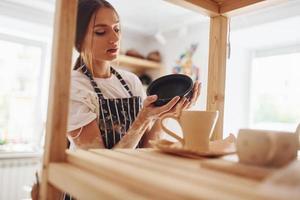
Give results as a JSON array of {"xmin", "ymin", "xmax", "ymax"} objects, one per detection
[
  {"xmin": 110, "ymin": 67, "xmax": 133, "ymax": 97},
  {"xmin": 81, "ymin": 64, "xmax": 105, "ymax": 99}
]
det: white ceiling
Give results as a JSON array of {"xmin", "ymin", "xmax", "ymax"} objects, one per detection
[
  {"xmin": 0, "ymin": 0, "xmax": 207, "ymax": 35},
  {"xmin": 231, "ymin": 15, "xmax": 300, "ymax": 50},
  {"xmin": 1, "ymin": 0, "xmax": 300, "ymax": 50},
  {"xmin": 230, "ymin": 0, "xmax": 300, "ymax": 50},
  {"xmin": 108, "ymin": 0, "xmax": 208, "ymax": 35}
]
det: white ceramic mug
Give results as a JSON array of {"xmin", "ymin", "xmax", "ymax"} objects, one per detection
[
  {"xmin": 237, "ymin": 124, "xmax": 300, "ymax": 167},
  {"xmin": 159, "ymin": 111, "xmax": 219, "ymax": 152}
]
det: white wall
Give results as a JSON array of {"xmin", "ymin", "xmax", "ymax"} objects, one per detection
[
  {"xmin": 222, "ymin": 3, "xmax": 300, "ymax": 137},
  {"xmin": 121, "ymin": 29, "xmax": 151, "ymax": 56},
  {"xmin": 223, "ymin": 45, "xmax": 252, "ymax": 137},
  {"xmin": 155, "ymin": 21, "xmax": 210, "ymax": 110}
]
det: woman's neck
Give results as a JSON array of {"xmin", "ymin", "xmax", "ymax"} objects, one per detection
[{"xmin": 92, "ymin": 60, "xmax": 111, "ymax": 78}]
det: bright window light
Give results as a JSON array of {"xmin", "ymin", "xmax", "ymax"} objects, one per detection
[
  {"xmin": 250, "ymin": 52, "xmax": 300, "ymax": 131},
  {"xmin": 0, "ymin": 39, "xmax": 43, "ymax": 145}
]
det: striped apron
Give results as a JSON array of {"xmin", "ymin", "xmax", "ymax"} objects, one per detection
[
  {"xmin": 63, "ymin": 65, "xmax": 143, "ymax": 199},
  {"xmin": 81, "ymin": 64, "xmax": 143, "ymax": 149}
]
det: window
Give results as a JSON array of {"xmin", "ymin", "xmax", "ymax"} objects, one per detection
[
  {"xmin": 0, "ymin": 36, "xmax": 46, "ymax": 149},
  {"xmin": 250, "ymin": 51, "xmax": 300, "ymax": 131}
]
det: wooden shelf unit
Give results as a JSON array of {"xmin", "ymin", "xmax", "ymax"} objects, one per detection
[{"xmin": 41, "ymin": 0, "xmax": 285, "ymax": 199}]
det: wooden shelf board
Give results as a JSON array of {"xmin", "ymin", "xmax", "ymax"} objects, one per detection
[
  {"xmin": 56, "ymin": 149, "xmax": 271, "ymax": 200},
  {"xmin": 48, "ymin": 163, "xmax": 143, "ymax": 200}
]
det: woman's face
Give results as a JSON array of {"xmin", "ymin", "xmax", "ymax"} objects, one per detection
[{"xmin": 83, "ymin": 8, "xmax": 120, "ymax": 62}]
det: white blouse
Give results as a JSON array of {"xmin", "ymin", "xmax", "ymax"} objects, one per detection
[{"xmin": 67, "ymin": 68, "xmax": 146, "ymax": 132}]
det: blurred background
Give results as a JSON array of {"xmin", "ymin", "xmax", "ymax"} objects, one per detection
[{"xmin": 0, "ymin": 0, "xmax": 300, "ymax": 199}]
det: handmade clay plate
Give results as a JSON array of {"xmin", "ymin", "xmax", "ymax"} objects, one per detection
[
  {"xmin": 150, "ymin": 134, "xmax": 237, "ymax": 158},
  {"xmin": 146, "ymin": 74, "xmax": 193, "ymax": 106}
]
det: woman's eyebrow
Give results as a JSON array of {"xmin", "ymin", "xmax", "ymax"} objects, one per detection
[
  {"xmin": 94, "ymin": 24, "xmax": 108, "ymax": 28},
  {"xmin": 94, "ymin": 21, "xmax": 120, "ymax": 28}
]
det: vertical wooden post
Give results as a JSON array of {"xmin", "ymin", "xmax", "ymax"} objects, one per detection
[
  {"xmin": 207, "ymin": 16, "xmax": 228, "ymax": 140},
  {"xmin": 40, "ymin": 0, "xmax": 78, "ymax": 199}
]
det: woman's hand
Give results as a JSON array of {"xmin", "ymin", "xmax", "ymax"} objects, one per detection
[
  {"xmin": 138, "ymin": 95, "xmax": 181, "ymax": 122},
  {"xmin": 186, "ymin": 81, "xmax": 201, "ymax": 109},
  {"xmin": 166, "ymin": 81, "xmax": 202, "ymax": 117},
  {"xmin": 114, "ymin": 95, "xmax": 180, "ymax": 149},
  {"xmin": 138, "ymin": 82, "xmax": 201, "ymax": 147},
  {"xmin": 138, "ymin": 81, "xmax": 201, "ymax": 122}
]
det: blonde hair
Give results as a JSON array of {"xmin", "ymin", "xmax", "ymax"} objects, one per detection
[
  {"xmin": 74, "ymin": 0, "xmax": 119, "ymax": 72},
  {"xmin": 80, "ymin": 11, "xmax": 98, "ymax": 76}
]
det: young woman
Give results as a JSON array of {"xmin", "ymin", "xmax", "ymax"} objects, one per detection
[{"xmin": 67, "ymin": 0, "xmax": 201, "ymax": 150}]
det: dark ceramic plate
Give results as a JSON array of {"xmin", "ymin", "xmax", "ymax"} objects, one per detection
[{"xmin": 146, "ymin": 74, "xmax": 193, "ymax": 106}]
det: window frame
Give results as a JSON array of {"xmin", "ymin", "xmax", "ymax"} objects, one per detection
[
  {"xmin": 249, "ymin": 45, "xmax": 300, "ymax": 131},
  {"xmin": 0, "ymin": 32, "xmax": 48, "ymax": 148}
]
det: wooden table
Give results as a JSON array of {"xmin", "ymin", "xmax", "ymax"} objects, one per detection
[{"xmin": 45, "ymin": 148, "xmax": 294, "ymax": 200}]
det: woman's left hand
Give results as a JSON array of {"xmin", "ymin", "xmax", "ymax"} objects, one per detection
[
  {"xmin": 167, "ymin": 81, "xmax": 201, "ymax": 117},
  {"xmin": 144, "ymin": 81, "xmax": 201, "ymax": 144}
]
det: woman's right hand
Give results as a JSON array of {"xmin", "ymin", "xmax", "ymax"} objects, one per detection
[
  {"xmin": 138, "ymin": 95, "xmax": 180, "ymax": 122},
  {"xmin": 113, "ymin": 95, "xmax": 180, "ymax": 148}
]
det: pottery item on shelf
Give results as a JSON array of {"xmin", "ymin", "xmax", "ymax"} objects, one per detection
[
  {"xmin": 236, "ymin": 124, "xmax": 300, "ymax": 167},
  {"xmin": 125, "ymin": 49, "xmax": 145, "ymax": 59},
  {"xmin": 150, "ymin": 134, "xmax": 236, "ymax": 158},
  {"xmin": 159, "ymin": 110, "xmax": 219, "ymax": 152},
  {"xmin": 146, "ymin": 51, "xmax": 161, "ymax": 62}
]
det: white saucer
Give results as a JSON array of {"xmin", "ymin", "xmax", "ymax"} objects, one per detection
[{"xmin": 150, "ymin": 134, "xmax": 237, "ymax": 158}]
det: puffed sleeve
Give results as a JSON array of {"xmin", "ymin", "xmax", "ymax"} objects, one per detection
[{"xmin": 67, "ymin": 86, "xmax": 99, "ymax": 132}]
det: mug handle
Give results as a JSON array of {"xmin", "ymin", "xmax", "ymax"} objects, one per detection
[
  {"xmin": 266, "ymin": 133, "xmax": 277, "ymax": 164},
  {"xmin": 159, "ymin": 113, "xmax": 184, "ymax": 144}
]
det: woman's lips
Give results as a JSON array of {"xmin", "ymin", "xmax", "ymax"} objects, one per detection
[{"xmin": 107, "ymin": 48, "xmax": 118, "ymax": 54}]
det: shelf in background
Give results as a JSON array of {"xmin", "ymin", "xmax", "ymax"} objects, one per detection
[{"xmin": 114, "ymin": 55, "xmax": 163, "ymax": 70}]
